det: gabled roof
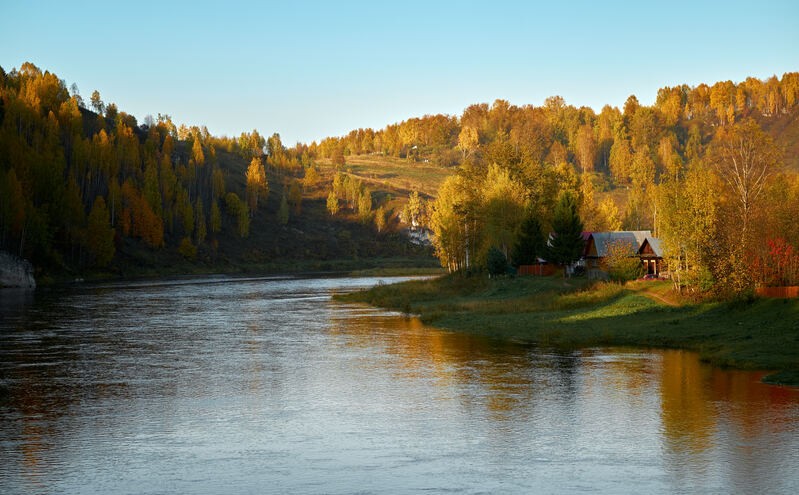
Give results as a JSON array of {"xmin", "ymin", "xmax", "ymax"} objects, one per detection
[
  {"xmin": 586, "ymin": 231, "xmax": 652, "ymax": 257},
  {"xmin": 639, "ymin": 237, "xmax": 663, "ymax": 257}
]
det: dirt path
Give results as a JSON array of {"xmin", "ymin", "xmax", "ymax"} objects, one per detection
[{"xmin": 630, "ymin": 284, "xmax": 680, "ymax": 307}]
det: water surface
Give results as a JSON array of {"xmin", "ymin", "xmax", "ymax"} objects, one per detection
[{"xmin": 1, "ymin": 276, "xmax": 798, "ymax": 494}]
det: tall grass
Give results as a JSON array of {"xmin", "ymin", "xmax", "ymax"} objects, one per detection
[{"xmin": 550, "ymin": 281, "xmax": 625, "ymax": 310}]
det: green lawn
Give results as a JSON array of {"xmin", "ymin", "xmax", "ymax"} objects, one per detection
[{"xmin": 338, "ymin": 275, "xmax": 799, "ymax": 386}]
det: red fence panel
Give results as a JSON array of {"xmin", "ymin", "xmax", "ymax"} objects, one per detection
[
  {"xmin": 517, "ymin": 264, "xmax": 557, "ymax": 276},
  {"xmin": 755, "ymin": 286, "xmax": 799, "ymax": 298}
]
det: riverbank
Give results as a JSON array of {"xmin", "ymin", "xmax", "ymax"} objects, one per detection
[
  {"xmin": 337, "ymin": 275, "xmax": 799, "ymax": 386},
  {"xmin": 41, "ymin": 256, "xmax": 442, "ymax": 287}
]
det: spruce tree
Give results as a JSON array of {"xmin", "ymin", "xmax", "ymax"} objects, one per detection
[
  {"xmin": 547, "ymin": 191, "xmax": 585, "ymax": 277},
  {"xmin": 512, "ymin": 213, "xmax": 545, "ymax": 267}
]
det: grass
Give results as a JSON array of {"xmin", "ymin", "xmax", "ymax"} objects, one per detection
[
  {"xmin": 338, "ymin": 274, "xmax": 799, "ymax": 386},
  {"xmin": 318, "ymin": 154, "xmax": 454, "ymax": 198},
  {"xmin": 347, "ymin": 266, "xmax": 445, "ymax": 277}
]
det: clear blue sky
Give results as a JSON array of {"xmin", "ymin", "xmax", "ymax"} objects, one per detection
[{"xmin": 2, "ymin": 0, "xmax": 797, "ymax": 144}]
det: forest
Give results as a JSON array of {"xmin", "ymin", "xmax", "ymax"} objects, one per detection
[
  {"xmin": 1, "ymin": 62, "xmax": 798, "ymax": 295},
  {"xmin": 312, "ymin": 73, "xmax": 799, "ymax": 296},
  {"xmin": 0, "ymin": 62, "xmax": 430, "ymax": 281}
]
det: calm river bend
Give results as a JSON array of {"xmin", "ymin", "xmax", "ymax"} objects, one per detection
[{"xmin": 1, "ymin": 276, "xmax": 798, "ymax": 494}]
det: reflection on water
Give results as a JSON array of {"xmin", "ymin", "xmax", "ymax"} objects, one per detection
[{"xmin": 1, "ymin": 276, "xmax": 798, "ymax": 494}]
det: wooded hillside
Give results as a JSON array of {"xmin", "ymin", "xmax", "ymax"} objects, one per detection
[
  {"xmin": 1, "ymin": 62, "xmax": 797, "ymax": 292},
  {"xmin": 0, "ymin": 63, "xmax": 431, "ymax": 280},
  {"xmin": 311, "ymin": 72, "xmax": 799, "ymax": 295}
]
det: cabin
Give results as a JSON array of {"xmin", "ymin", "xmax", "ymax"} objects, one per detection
[
  {"xmin": 583, "ymin": 231, "xmax": 664, "ymax": 279},
  {"xmin": 638, "ymin": 237, "xmax": 663, "ymax": 276}
]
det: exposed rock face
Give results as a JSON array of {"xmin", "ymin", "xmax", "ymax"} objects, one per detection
[{"xmin": 0, "ymin": 251, "xmax": 36, "ymax": 289}]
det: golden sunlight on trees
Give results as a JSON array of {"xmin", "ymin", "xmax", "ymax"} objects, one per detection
[
  {"xmin": 404, "ymin": 191, "xmax": 425, "ymax": 228},
  {"xmin": 576, "ymin": 124, "xmax": 596, "ymax": 173},
  {"xmin": 656, "ymin": 166, "xmax": 719, "ymax": 292},
  {"xmin": 2, "ymin": 62, "xmax": 799, "ymax": 297},
  {"xmin": 303, "ymin": 166, "xmax": 320, "ymax": 189},
  {"xmin": 709, "ymin": 119, "xmax": 782, "ymax": 292},
  {"xmin": 710, "ymin": 119, "xmax": 781, "ymax": 241},
  {"xmin": 430, "ymin": 175, "xmax": 471, "ymax": 272},
  {"xmin": 480, "ymin": 163, "xmax": 526, "ymax": 258},
  {"xmin": 245, "ymin": 157, "xmax": 268, "ymax": 216},
  {"xmin": 357, "ymin": 188, "xmax": 373, "ymax": 223},
  {"xmin": 457, "ymin": 126, "xmax": 479, "ymax": 159},
  {"xmin": 191, "ymin": 136, "xmax": 205, "ymax": 166},
  {"xmin": 326, "ymin": 190, "xmax": 340, "ymax": 215}
]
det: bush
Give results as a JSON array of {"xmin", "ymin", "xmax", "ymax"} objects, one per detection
[
  {"xmin": 177, "ymin": 237, "xmax": 197, "ymax": 259},
  {"xmin": 486, "ymin": 247, "xmax": 508, "ymax": 278},
  {"xmin": 604, "ymin": 240, "xmax": 643, "ymax": 282}
]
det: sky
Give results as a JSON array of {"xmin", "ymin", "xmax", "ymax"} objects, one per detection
[{"xmin": 2, "ymin": 0, "xmax": 797, "ymax": 144}]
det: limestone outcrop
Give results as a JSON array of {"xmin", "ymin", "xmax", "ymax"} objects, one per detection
[{"xmin": 0, "ymin": 251, "xmax": 36, "ymax": 289}]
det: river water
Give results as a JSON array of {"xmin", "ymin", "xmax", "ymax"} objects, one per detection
[{"xmin": 1, "ymin": 276, "xmax": 797, "ymax": 494}]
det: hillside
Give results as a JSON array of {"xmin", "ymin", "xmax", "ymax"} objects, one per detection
[
  {"xmin": 0, "ymin": 63, "xmax": 437, "ymax": 282},
  {"xmin": 1, "ymin": 63, "xmax": 798, "ymax": 286},
  {"xmin": 311, "ymin": 73, "xmax": 799, "ymax": 296},
  {"xmin": 114, "ymin": 147, "xmax": 436, "ymax": 279},
  {"xmin": 317, "ymin": 154, "xmax": 451, "ymax": 196},
  {"xmin": 759, "ymin": 110, "xmax": 799, "ymax": 171}
]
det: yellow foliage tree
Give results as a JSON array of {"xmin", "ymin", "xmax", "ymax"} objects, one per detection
[{"xmin": 245, "ymin": 157, "xmax": 268, "ymax": 216}]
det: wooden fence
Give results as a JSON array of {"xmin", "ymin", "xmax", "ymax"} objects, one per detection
[
  {"xmin": 517, "ymin": 264, "xmax": 557, "ymax": 276},
  {"xmin": 755, "ymin": 286, "xmax": 799, "ymax": 298}
]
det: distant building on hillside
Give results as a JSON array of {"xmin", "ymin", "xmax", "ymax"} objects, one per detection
[{"xmin": 405, "ymin": 227, "xmax": 432, "ymax": 247}]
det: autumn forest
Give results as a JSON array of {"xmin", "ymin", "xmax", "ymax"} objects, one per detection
[{"xmin": 1, "ymin": 62, "xmax": 798, "ymax": 296}]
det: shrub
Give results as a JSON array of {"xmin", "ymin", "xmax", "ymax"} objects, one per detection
[
  {"xmin": 604, "ymin": 240, "xmax": 643, "ymax": 282},
  {"xmin": 486, "ymin": 247, "xmax": 508, "ymax": 278},
  {"xmin": 178, "ymin": 237, "xmax": 197, "ymax": 259}
]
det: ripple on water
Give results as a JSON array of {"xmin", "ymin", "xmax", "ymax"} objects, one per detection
[{"xmin": 1, "ymin": 276, "xmax": 798, "ymax": 495}]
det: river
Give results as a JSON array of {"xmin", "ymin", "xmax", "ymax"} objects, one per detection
[{"xmin": 1, "ymin": 276, "xmax": 798, "ymax": 494}]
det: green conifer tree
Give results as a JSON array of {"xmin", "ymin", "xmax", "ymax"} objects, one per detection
[{"xmin": 547, "ymin": 191, "xmax": 585, "ymax": 277}]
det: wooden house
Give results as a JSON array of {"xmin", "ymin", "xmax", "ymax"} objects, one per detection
[
  {"xmin": 583, "ymin": 231, "xmax": 663, "ymax": 278},
  {"xmin": 638, "ymin": 237, "xmax": 663, "ymax": 276}
]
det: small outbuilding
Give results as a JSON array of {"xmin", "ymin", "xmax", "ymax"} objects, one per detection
[{"xmin": 638, "ymin": 237, "xmax": 663, "ymax": 277}]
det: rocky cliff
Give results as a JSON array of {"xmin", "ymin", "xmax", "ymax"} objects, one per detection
[{"xmin": 0, "ymin": 251, "xmax": 36, "ymax": 289}]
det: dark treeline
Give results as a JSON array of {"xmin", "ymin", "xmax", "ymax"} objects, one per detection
[
  {"xmin": 0, "ymin": 62, "xmax": 408, "ymax": 278},
  {"xmin": 0, "ymin": 62, "xmax": 266, "ymax": 270}
]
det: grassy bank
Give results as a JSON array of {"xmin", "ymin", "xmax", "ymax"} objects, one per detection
[
  {"xmin": 45, "ymin": 256, "xmax": 441, "ymax": 286},
  {"xmin": 337, "ymin": 275, "xmax": 799, "ymax": 386}
]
